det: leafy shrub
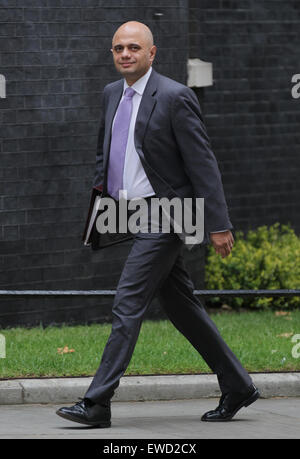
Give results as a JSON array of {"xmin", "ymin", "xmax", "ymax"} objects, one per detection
[{"xmin": 205, "ymin": 223, "xmax": 300, "ymax": 309}]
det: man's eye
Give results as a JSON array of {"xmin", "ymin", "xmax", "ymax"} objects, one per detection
[
  {"xmin": 115, "ymin": 47, "xmax": 123, "ymax": 53},
  {"xmin": 130, "ymin": 46, "xmax": 139, "ymax": 51}
]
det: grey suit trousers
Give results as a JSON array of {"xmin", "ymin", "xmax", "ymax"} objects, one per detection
[{"xmin": 84, "ymin": 199, "xmax": 252, "ymax": 404}]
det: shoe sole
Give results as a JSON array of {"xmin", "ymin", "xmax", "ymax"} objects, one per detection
[
  {"xmin": 56, "ymin": 410, "xmax": 111, "ymax": 428},
  {"xmin": 201, "ymin": 388, "xmax": 260, "ymax": 422}
]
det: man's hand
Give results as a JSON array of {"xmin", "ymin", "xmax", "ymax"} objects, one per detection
[{"xmin": 210, "ymin": 230, "xmax": 234, "ymax": 258}]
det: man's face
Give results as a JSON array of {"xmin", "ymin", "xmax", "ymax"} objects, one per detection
[{"xmin": 111, "ymin": 27, "xmax": 156, "ymax": 84}]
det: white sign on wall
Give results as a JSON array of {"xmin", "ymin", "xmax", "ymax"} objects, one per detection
[
  {"xmin": 0, "ymin": 74, "xmax": 6, "ymax": 98},
  {"xmin": 187, "ymin": 59, "xmax": 213, "ymax": 88}
]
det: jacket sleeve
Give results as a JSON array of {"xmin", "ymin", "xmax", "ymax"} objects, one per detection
[
  {"xmin": 171, "ymin": 87, "xmax": 233, "ymax": 233},
  {"xmin": 82, "ymin": 89, "xmax": 106, "ymax": 242},
  {"xmin": 92, "ymin": 88, "xmax": 107, "ymax": 192}
]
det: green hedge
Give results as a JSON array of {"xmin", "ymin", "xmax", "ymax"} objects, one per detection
[{"xmin": 205, "ymin": 223, "xmax": 300, "ymax": 309}]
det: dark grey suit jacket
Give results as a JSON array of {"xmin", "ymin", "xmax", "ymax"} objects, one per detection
[{"xmin": 82, "ymin": 67, "xmax": 233, "ymax": 248}]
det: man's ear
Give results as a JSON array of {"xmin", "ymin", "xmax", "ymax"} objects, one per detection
[{"xmin": 150, "ymin": 45, "xmax": 157, "ymax": 63}]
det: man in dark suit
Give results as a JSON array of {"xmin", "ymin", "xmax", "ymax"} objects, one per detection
[{"xmin": 56, "ymin": 21, "xmax": 259, "ymax": 427}]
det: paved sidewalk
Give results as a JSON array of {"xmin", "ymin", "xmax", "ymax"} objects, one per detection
[{"xmin": 0, "ymin": 398, "xmax": 299, "ymax": 439}]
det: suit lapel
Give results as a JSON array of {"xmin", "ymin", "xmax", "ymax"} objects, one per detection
[{"xmin": 134, "ymin": 68, "xmax": 158, "ymax": 160}]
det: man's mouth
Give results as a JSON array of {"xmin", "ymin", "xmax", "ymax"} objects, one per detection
[{"xmin": 120, "ymin": 62, "xmax": 135, "ymax": 67}]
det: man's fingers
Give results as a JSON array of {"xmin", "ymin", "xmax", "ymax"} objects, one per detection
[
  {"xmin": 215, "ymin": 245, "xmax": 227, "ymax": 258},
  {"xmin": 225, "ymin": 243, "xmax": 231, "ymax": 257},
  {"xmin": 214, "ymin": 240, "xmax": 233, "ymax": 258}
]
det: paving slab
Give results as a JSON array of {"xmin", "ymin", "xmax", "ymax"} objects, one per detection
[{"xmin": 0, "ymin": 398, "xmax": 299, "ymax": 439}]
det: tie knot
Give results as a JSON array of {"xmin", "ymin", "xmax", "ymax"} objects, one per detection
[{"xmin": 124, "ymin": 87, "xmax": 135, "ymax": 98}]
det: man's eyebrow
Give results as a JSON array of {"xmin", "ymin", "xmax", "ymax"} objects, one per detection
[{"xmin": 112, "ymin": 43, "xmax": 141, "ymax": 48}]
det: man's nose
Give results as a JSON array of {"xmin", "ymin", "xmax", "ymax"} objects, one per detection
[{"xmin": 120, "ymin": 47, "xmax": 131, "ymax": 59}]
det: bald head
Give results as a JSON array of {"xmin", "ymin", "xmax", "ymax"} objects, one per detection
[
  {"xmin": 111, "ymin": 21, "xmax": 157, "ymax": 85},
  {"xmin": 112, "ymin": 21, "xmax": 154, "ymax": 48}
]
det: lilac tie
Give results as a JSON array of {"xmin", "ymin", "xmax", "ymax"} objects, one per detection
[{"xmin": 107, "ymin": 87, "xmax": 136, "ymax": 200}]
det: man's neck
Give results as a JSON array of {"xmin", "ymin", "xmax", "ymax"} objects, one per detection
[{"xmin": 125, "ymin": 66, "xmax": 151, "ymax": 86}]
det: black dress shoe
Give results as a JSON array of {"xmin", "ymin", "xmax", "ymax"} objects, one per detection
[
  {"xmin": 56, "ymin": 398, "xmax": 111, "ymax": 428},
  {"xmin": 201, "ymin": 384, "xmax": 260, "ymax": 422}
]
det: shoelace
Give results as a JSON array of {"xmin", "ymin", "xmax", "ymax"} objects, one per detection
[
  {"xmin": 74, "ymin": 397, "xmax": 86, "ymax": 406},
  {"xmin": 75, "ymin": 396, "xmax": 110, "ymax": 409}
]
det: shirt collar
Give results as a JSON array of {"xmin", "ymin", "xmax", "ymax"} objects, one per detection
[{"xmin": 123, "ymin": 66, "xmax": 153, "ymax": 96}]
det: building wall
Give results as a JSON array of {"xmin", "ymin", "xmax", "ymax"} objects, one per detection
[
  {"xmin": 1, "ymin": 0, "xmax": 299, "ymax": 326},
  {"xmin": 0, "ymin": 0, "xmax": 199, "ymax": 327},
  {"xmin": 189, "ymin": 0, "xmax": 300, "ymax": 233}
]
